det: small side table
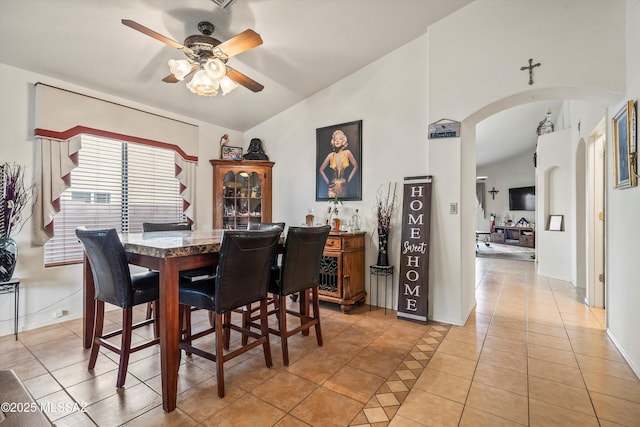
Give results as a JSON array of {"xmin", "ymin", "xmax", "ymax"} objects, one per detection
[
  {"xmin": 0, "ymin": 279, "xmax": 19, "ymax": 340},
  {"xmin": 369, "ymin": 265, "xmax": 394, "ymax": 314}
]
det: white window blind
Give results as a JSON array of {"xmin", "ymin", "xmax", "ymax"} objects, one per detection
[{"xmin": 44, "ymin": 135, "xmax": 185, "ymax": 266}]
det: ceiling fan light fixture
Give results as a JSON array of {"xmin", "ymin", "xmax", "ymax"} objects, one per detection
[
  {"xmin": 219, "ymin": 75, "xmax": 238, "ymax": 95},
  {"xmin": 168, "ymin": 59, "xmax": 192, "ymax": 81},
  {"xmin": 203, "ymin": 57, "xmax": 227, "ymax": 80},
  {"xmin": 187, "ymin": 70, "xmax": 219, "ymax": 96}
]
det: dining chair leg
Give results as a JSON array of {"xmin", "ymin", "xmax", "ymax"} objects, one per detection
[
  {"xmin": 300, "ymin": 289, "xmax": 310, "ymax": 336},
  {"xmin": 145, "ymin": 301, "xmax": 153, "ymax": 320},
  {"xmin": 215, "ymin": 312, "xmax": 225, "ymax": 398},
  {"xmin": 116, "ymin": 307, "xmax": 134, "ymax": 388},
  {"xmin": 88, "ymin": 300, "xmax": 105, "ymax": 370},
  {"xmin": 152, "ymin": 300, "xmax": 160, "ymax": 339},
  {"xmin": 275, "ymin": 296, "xmax": 282, "ymax": 333},
  {"xmin": 241, "ymin": 305, "xmax": 251, "ymax": 346},
  {"xmin": 312, "ymin": 286, "xmax": 323, "ymax": 346},
  {"xmin": 181, "ymin": 305, "xmax": 192, "ymax": 357},
  {"xmin": 260, "ymin": 299, "xmax": 273, "ymax": 368},
  {"xmin": 279, "ymin": 296, "xmax": 290, "ymax": 366},
  {"xmin": 223, "ymin": 312, "xmax": 232, "ymax": 350}
]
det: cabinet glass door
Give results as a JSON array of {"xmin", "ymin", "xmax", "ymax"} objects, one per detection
[{"xmin": 221, "ymin": 170, "xmax": 263, "ymax": 229}]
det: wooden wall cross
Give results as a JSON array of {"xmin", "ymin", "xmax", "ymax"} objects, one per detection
[
  {"xmin": 520, "ymin": 58, "xmax": 541, "ymax": 85},
  {"xmin": 488, "ymin": 187, "xmax": 499, "ymax": 200}
]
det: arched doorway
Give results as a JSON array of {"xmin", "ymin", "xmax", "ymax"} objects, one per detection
[{"xmin": 457, "ymin": 89, "xmax": 619, "ymax": 324}]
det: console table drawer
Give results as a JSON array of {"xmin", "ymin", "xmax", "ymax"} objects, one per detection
[
  {"xmin": 492, "ymin": 232, "xmax": 505, "ymax": 243},
  {"xmin": 520, "ymin": 235, "xmax": 534, "ymax": 247},
  {"xmin": 324, "ymin": 237, "xmax": 342, "ymax": 250}
]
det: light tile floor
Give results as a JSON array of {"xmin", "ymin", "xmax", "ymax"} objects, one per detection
[{"xmin": 1, "ymin": 257, "xmax": 640, "ymax": 426}]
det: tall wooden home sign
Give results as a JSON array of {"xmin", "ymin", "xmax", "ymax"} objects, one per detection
[{"xmin": 397, "ymin": 176, "xmax": 432, "ymax": 323}]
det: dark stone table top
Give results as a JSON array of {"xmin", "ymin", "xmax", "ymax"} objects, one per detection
[{"xmin": 120, "ymin": 230, "xmax": 224, "ymax": 258}]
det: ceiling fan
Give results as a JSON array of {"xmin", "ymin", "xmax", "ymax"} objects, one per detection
[{"xmin": 122, "ymin": 19, "xmax": 264, "ymax": 96}]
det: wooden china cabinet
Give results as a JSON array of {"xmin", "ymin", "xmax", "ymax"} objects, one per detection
[{"xmin": 210, "ymin": 159, "xmax": 274, "ymax": 229}]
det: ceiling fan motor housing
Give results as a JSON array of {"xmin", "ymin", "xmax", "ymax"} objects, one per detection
[{"xmin": 183, "ymin": 34, "xmax": 222, "ymax": 62}]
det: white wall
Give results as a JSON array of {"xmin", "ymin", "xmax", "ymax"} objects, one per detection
[
  {"xmin": 605, "ymin": 0, "xmax": 640, "ymax": 377},
  {"xmin": 536, "ymin": 129, "xmax": 574, "ymax": 282},
  {"xmin": 0, "ymin": 63, "xmax": 241, "ymax": 336},
  {"xmin": 427, "ymin": 0, "xmax": 625, "ymax": 328},
  {"xmin": 247, "ymin": 34, "xmax": 431, "ymax": 316},
  {"xmin": 477, "ymin": 152, "xmax": 536, "ymax": 228},
  {"xmin": 428, "ymin": 0, "xmax": 639, "ymax": 376},
  {"xmin": 428, "ymin": 0, "xmax": 625, "ymax": 122}
]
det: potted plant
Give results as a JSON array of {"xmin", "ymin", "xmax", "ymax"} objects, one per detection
[{"xmin": 1, "ymin": 163, "xmax": 31, "ymax": 282}]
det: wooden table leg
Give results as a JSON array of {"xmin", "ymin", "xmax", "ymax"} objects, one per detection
[
  {"xmin": 159, "ymin": 259, "xmax": 180, "ymax": 412},
  {"xmin": 82, "ymin": 254, "xmax": 95, "ymax": 349}
]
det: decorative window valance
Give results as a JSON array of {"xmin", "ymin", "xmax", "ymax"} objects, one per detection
[
  {"xmin": 34, "ymin": 83, "xmax": 199, "ymax": 160},
  {"xmin": 32, "ymin": 137, "xmax": 81, "ymax": 245},
  {"xmin": 32, "ymin": 83, "xmax": 199, "ymax": 244}
]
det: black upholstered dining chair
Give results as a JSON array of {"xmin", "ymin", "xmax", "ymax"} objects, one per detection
[
  {"xmin": 178, "ymin": 228, "xmax": 282, "ymax": 398},
  {"xmin": 75, "ymin": 228, "xmax": 160, "ymax": 388},
  {"xmin": 236, "ymin": 222, "xmax": 285, "ymax": 345},
  {"xmin": 247, "ymin": 222, "xmax": 286, "ymax": 232},
  {"xmin": 259, "ymin": 225, "xmax": 330, "ymax": 365}
]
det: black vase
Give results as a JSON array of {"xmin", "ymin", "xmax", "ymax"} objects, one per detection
[
  {"xmin": 376, "ymin": 229, "xmax": 389, "ymax": 266},
  {"xmin": 0, "ymin": 237, "xmax": 18, "ymax": 282}
]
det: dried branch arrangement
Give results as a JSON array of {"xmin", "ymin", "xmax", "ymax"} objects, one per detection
[
  {"xmin": 1, "ymin": 163, "xmax": 31, "ymax": 239},
  {"xmin": 376, "ymin": 182, "xmax": 397, "ymax": 234}
]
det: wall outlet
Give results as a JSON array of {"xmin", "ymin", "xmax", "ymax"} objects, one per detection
[{"xmin": 53, "ymin": 310, "xmax": 66, "ymax": 318}]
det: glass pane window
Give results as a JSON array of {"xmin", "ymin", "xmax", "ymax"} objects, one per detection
[{"xmin": 44, "ymin": 135, "xmax": 185, "ymax": 266}]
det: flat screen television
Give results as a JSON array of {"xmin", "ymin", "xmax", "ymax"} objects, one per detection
[{"xmin": 508, "ymin": 186, "xmax": 535, "ymax": 211}]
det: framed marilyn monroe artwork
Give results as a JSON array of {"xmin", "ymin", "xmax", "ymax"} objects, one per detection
[{"xmin": 316, "ymin": 120, "xmax": 362, "ymax": 201}]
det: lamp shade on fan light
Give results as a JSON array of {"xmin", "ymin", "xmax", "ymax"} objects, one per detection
[
  {"xmin": 187, "ymin": 70, "xmax": 219, "ymax": 96},
  {"xmin": 168, "ymin": 59, "xmax": 192, "ymax": 81}
]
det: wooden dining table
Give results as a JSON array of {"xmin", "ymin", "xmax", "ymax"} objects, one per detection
[{"xmin": 82, "ymin": 229, "xmax": 224, "ymax": 412}]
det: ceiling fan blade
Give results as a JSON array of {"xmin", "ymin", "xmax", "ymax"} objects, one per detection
[
  {"xmin": 216, "ymin": 29, "xmax": 263, "ymax": 57},
  {"xmin": 162, "ymin": 74, "xmax": 180, "ymax": 83},
  {"xmin": 226, "ymin": 67, "xmax": 264, "ymax": 92},
  {"xmin": 121, "ymin": 19, "xmax": 194, "ymax": 55}
]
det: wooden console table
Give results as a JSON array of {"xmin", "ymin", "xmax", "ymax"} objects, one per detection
[
  {"xmin": 318, "ymin": 231, "xmax": 366, "ymax": 313},
  {"xmin": 492, "ymin": 226, "xmax": 535, "ymax": 248}
]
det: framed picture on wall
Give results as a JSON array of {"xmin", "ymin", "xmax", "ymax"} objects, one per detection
[
  {"xmin": 221, "ymin": 146, "xmax": 243, "ymax": 160},
  {"xmin": 316, "ymin": 120, "xmax": 362, "ymax": 201},
  {"xmin": 548, "ymin": 215, "xmax": 564, "ymax": 231},
  {"xmin": 612, "ymin": 100, "xmax": 637, "ymax": 189}
]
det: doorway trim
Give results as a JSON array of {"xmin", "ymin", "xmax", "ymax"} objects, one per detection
[{"xmin": 587, "ymin": 118, "xmax": 606, "ymax": 308}]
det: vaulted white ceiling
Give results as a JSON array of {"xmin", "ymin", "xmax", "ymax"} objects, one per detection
[
  {"xmin": 0, "ymin": 0, "xmax": 557, "ymax": 166},
  {"xmin": 0, "ymin": 0, "xmax": 471, "ymax": 131}
]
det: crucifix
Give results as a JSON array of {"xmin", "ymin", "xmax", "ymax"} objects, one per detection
[
  {"xmin": 488, "ymin": 187, "xmax": 499, "ymax": 200},
  {"xmin": 520, "ymin": 58, "xmax": 541, "ymax": 85}
]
